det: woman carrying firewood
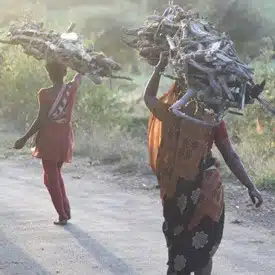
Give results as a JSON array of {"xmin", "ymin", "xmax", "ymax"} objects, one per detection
[
  {"xmin": 145, "ymin": 52, "xmax": 263, "ymax": 275},
  {"xmin": 14, "ymin": 62, "xmax": 83, "ymax": 226}
]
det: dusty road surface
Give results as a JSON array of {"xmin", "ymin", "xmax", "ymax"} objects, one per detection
[{"xmin": 0, "ymin": 125, "xmax": 275, "ymax": 275}]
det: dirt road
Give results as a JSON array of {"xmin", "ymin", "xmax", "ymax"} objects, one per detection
[{"xmin": 0, "ymin": 151, "xmax": 275, "ymax": 275}]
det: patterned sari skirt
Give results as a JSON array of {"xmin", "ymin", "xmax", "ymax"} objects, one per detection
[{"xmin": 162, "ymin": 170, "xmax": 225, "ymax": 275}]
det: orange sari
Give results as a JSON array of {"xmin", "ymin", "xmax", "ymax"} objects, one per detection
[
  {"xmin": 147, "ymin": 82, "xmax": 228, "ymax": 273},
  {"xmin": 147, "ymin": 83, "xmax": 220, "ymax": 198},
  {"xmin": 147, "ymin": 83, "xmax": 181, "ymax": 173}
]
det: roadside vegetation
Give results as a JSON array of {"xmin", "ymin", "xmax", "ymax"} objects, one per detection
[{"xmin": 1, "ymin": 0, "xmax": 275, "ymax": 187}]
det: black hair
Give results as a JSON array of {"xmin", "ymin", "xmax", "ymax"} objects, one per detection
[{"xmin": 45, "ymin": 62, "xmax": 67, "ymax": 83}]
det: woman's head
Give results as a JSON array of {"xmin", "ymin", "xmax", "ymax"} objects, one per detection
[{"xmin": 45, "ymin": 62, "xmax": 67, "ymax": 83}]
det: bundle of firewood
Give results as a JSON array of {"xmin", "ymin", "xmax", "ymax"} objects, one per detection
[
  {"xmin": 0, "ymin": 21, "xmax": 124, "ymax": 84},
  {"xmin": 123, "ymin": 4, "xmax": 273, "ymax": 121}
]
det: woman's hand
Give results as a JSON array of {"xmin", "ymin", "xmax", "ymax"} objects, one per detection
[
  {"xmin": 248, "ymin": 186, "xmax": 263, "ymax": 208},
  {"xmin": 14, "ymin": 137, "xmax": 27, "ymax": 150},
  {"xmin": 155, "ymin": 52, "xmax": 169, "ymax": 72},
  {"xmin": 216, "ymin": 136, "xmax": 263, "ymax": 208},
  {"xmin": 144, "ymin": 51, "xmax": 169, "ymax": 113}
]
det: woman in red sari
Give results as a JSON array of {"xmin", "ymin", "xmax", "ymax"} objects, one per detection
[
  {"xmin": 146, "ymin": 53, "xmax": 263, "ymax": 275},
  {"xmin": 14, "ymin": 62, "xmax": 83, "ymax": 225}
]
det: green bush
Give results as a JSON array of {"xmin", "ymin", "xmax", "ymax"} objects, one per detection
[
  {"xmin": 221, "ymin": 51, "xmax": 275, "ymax": 188},
  {"xmin": 0, "ymin": 46, "xmax": 148, "ymax": 167},
  {"xmin": 1, "ymin": 0, "xmax": 275, "ymax": 185}
]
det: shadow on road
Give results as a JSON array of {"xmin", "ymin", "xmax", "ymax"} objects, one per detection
[
  {"xmin": 65, "ymin": 224, "xmax": 140, "ymax": 275},
  {"xmin": 0, "ymin": 230, "xmax": 50, "ymax": 275}
]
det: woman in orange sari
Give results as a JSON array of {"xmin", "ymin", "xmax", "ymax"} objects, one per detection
[
  {"xmin": 145, "ymin": 53, "xmax": 263, "ymax": 275},
  {"xmin": 14, "ymin": 62, "xmax": 83, "ymax": 225}
]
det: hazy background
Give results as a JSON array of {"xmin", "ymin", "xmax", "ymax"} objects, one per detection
[{"xmin": 1, "ymin": 0, "xmax": 275, "ymax": 187}]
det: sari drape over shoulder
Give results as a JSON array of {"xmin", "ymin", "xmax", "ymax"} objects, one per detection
[
  {"xmin": 147, "ymin": 83, "xmax": 225, "ymax": 198},
  {"xmin": 148, "ymin": 83, "xmax": 181, "ymax": 173}
]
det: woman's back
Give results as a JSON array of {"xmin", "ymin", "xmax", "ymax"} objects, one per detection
[
  {"xmin": 32, "ymin": 79, "xmax": 79, "ymax": 163},
  {"xmin": 148, "ymin": 84, "xmax": 228, "ymax": 198}
]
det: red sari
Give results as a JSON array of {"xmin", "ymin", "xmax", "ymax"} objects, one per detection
[
  {"xmin": 32, "ymin": 79, "xmax": 79, "ymax": 162},
  {"xmin": 32, "ymin": 76, "xmax": 81, "ymax": 221}
]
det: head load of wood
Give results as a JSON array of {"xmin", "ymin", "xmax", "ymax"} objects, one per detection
[
  {"xmin": 122, "ymin": 3, "xmax": 273, "ymax": 120},
  {"xmin": 0, "ymin": 21, "xmax": 122, "ymax": 84}
]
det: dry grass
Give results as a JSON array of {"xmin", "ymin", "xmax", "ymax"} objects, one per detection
[
  {"xmin": 1, "ymin": 0, "xmax": 275, "ymax": 188},
  {"xmin": 74, "ymin": 124, "xmax": 149, "ymax": 173}
]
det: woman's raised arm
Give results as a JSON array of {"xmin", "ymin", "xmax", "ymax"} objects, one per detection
[{"xmin": 144, "ymin": 52, "xmax": 175, "ymax": 122}]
